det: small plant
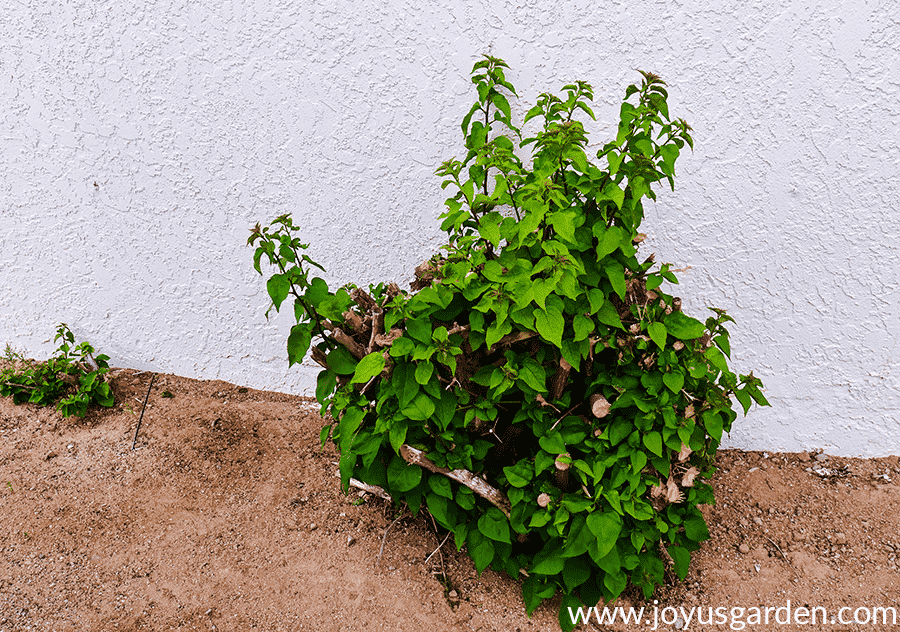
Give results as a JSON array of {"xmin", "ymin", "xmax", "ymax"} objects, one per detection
[
  {"xmin": 251, "ymin": 56, "xmax": 768, "ymax": 629},
  {"xmin": 0, "ymin": 324, "xmax": 115, "ymax": 418}
]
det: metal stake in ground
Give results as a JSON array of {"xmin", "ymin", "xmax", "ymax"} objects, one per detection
[{"xmin": 131, "ymin": 373, "xmax": 156, "ymax": 450}]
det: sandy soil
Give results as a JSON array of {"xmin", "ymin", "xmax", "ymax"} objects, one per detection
[{"xmin": 1, "ymin": 368, "xmax": 898, "ymax": 631}]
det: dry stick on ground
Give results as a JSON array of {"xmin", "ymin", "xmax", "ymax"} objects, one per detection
[
  {"xmin": 400, "ymin": 445, "xmax": 511, "ymax": 518},
  {"xmin": 377, "ymin": 512, "xmax": 406, "ymax": 565},
  {"xmin": 765, "ymin": 535, "xmax": 801, "ymax": 579},
  {"xmin": 424, "ymin": 531, "xmax": 452, "ymax": 567},
  {"xmin": 131, "ymin": 373, "xmax": 157, "ymax": 450},
  {"xmin": 424, "ymin": 511, "xmax": 450, "ymax": 582}
]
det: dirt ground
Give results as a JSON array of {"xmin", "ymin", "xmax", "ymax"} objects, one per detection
[{"xmin": 1, "ymin": 368, "xmax": 899, "ymax": 632}]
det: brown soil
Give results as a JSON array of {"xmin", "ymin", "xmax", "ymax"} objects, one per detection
[{"xmin": 1, "ymin": 369, "xmax": 898, "ymax": 631}]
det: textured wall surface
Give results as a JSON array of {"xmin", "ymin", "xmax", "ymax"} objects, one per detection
[{"xmin": 1, "ymin": 1, "xmax": 898, "ymax": 455}]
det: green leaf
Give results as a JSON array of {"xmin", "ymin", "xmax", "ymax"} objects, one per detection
[
  {"xmin": 287, "ymin": 325, "xmax": 312, "ymax": 367},
  {"xmin": 338, "ymin": 452, "xmax": 356, "ymax": 493},
  {"xmin": 387, "ymin": 454, "xmax": 422, "ymax": 492},
  {"xmin": 94, "ymin": 382, "xmax": 114, "ymax": 407},
  {"xmin": 503, "ymin": 460, "xmax": 534, "ymax": 487},
  {"xmin": 684, "ymin": 516, "xmax": 711, "ymax": 542},
  {"xmin": 350, "ymin": 352, "xmax": 385, "ymax": 384},
  {"xmin": 456, "ymin": 486, "xmax": 476, "ymax": 510},
  {"xmin": 529, "ymin": 510, "xmax": 552, "ymax": 528},
  {"xmin": 478, "ymin": 212, "xmax": 502, "ymax": 247},
  {"xmin": 601, "ymin": 181, "xmax": 625, "ymax": 209},
  {"xmin": 482, "ymin": 260, "xmax": 505, "ymax": 282},
  {"xmin": 517, "ymin": 358, "xmax": 547, "ymax": 393},
  {"xmin": 326, "ymin": 346, "xmax": 358, "ymax": 375},
  {"xmin": 414, "ymin": 361, "xmax": 434, "ymax": 385},
  {"xmin": 549, "ymin": 210, "xmax": 576, "ymax": 243},
  {"xmin": 395, "ymin": 364, "xmax": 419, "ymax": 408},
  {"xmin": 538, "ymin": 431, "xmax": 567, "ymax": 454},
  {"xmin": 606, "ymin": 149, "xmax": 623, "ymax": 174},
  {"xmin": 586, "ymin": 511, "xmax": 622, "ymax": 559},
  {"xmin": 407, "ymin": 317, "xmax": 432, "ymax": 343},
  {"xmin": 535, "ymin": 305, "xmax": 564, "ymax": 348},
  {"xmin": 562, "ymin": 515, "xmax": 593, "ymax": 557},
  {"xmin": 434, "ymin": 388, "xmax": 458, "ymax": 429},
  {"xmin": 467, "ymin": 528, "xmax": 495, "ymax": 573},
  {"xmin": 663, "ymin": 370, "xmax": 684, "ymax": 393},
  {"xmin": 608, "ymin": 418, "xmax": 631, "ymax": 445},
  {"xmin": 426, "ymin": 493, "xmax": 454, "ymax": 528},
  {"xmin": 523, "ymin": 575, "xmax": 556, "ymax": 615},
  {"xmin": 401, "ymin": 393, "xmax": 436, "ymax": 421},
  {"xmin": 604, "ymin": 262, "xmax": 626, "ymax": 300},
  {"xmin": 573, "ymin": 314, "xmax": 594, "ymax": 341},
  {"xmin": 688, "ymin": 362, "xmax": 707, "ymax": 379},
  {"xmin": 429, "ymin": 474, "xmax": 453, "ymax": 498},
  {"xmin": 702, "ymin": 410, "xmax": 724, "ymax": 443},
  {"xmin": 478, "ymin": 507, "xmax": 511, "ymax": 543},
  {"xmin": 586, "ymin": 289, "xmax": 604, "ymax": 314},
  {"xmin": 304, "ymin": 277, "xmax": 330, "ymax": 306},
  {"xmin": 748, "ymin": 384, "xmax": 771, "ymax": 406},
  {"xmin": 668, "ymin": 545, "xmax": 691, "ymax": 580},
  {"xmin": 531, "ymin": 547, "xmax": 565, "ymax": 575},
  {"xmin": 603, "ymin": 568, "xmax": 628, "ymax": 599},
  {"xmin": 562, "ymin": 557, "xmax": 591, "ymax": 592},
  {"xmin": 485, "ymin": 319, "xmax": 512, "ymax": 349},
  {"xmin": 531, "ymin": 278, "xmax": 554, "ymax": 310},
  {"xmin": 642, "ymin": 431, "xmax": 663, "ymax": 457},
  {"xmin": 663, "ymin": 311, "xmax": 706, "ymax": 339},
  {"xmin": 337, "ymin": 408, "xmax": 365, "ymax": 452},
  {"xmin": 647, "ymin": 322, "xmax": 667, "ymax": 350},
  {"xmin": 714, "ymin": 334, "xmax": 731, "ymax": 357},
  {"xmin": 596, "ymin": 226, "xmax": 623, "ymax": 259},
  {"xmin": 630, "ymin": 450, "xmax": 647, "ymax": 472},
  {"xmin": 734, "ymin": 387, "xmax": 752, "ymax": 415},
  {"xmin": 389, "ymin": 336, "xmax": 415, "ymax": 357},
  {"xmin": 389, "ymin": 418, "xmax": 408, "ymax": 453},
  {"xmin": 266, "ymin": 274, "xmax": 290, "ymax": 312},
  {"xmin": 704, "ymin": 346, "xmax": 729, "ymax": 373},
  {"xmin": 559, "ymin": 592, "xmax": 583, "ymax": 632}
]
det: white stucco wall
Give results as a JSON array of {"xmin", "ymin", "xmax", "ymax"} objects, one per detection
[{"xmin": 1, "ymin": 1, "xmax": 898, "ymax": 456}]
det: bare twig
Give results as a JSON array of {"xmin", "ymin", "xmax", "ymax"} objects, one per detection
[
  {"xmin": 424, "ymin": 530, "xmax": 452, "ymax": 567},
  {"xmin": 550, "ymin": 400, "xmax": 582, "ymax": 431},
  {"xmin": 342, "ymin": 310, "xmax": 365, "ymax": 333},
  {"xmin": 3, "ymin": 382, "xmax": 35, "ymax": 390},
  {"xmin": 765, "ymin": 535, "xmax": 800, "ymax": 579},
  {"xmin": 131, "ymin": 373, "xmax": 156, "ymax": 450},
  {"xmin": 494, "ymin": 330, "xmax": 537, "ymax": 349},
  {"xmin": 349, "ymin": 478, "xmax": 392, "ymax": 501},
  {"xmin": 377, "ymin": 512, "xmax": 405, "ymax": 564},
  {"xmin": 400, "ymin": 445, "xmax": 511, "ymax": 518},
  {"xmin": 549, "ymin": 357, "xmax": 572, "ymax": 401},
  {"xmin": 367, "ymin": 308, "xmax": 384, "ymax": 353},
  {"xmin": 332, "ymin": 328, "xmax": 366, "ymax": 359}
]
